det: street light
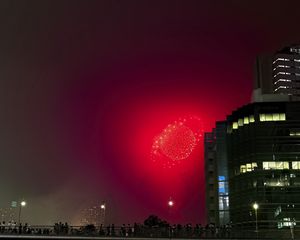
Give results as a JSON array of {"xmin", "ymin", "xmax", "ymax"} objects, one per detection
[
  {"xmin": 167, "ymin": 199, "xmax": 174, "ymax": 238},
  {"xmin": 100, "ymin": 203, "xmax": 106, "ymax": 226},
  {"xmin": 253, "ymin": 202, "xmax": 259, "ymax": 238},
  {"xmin": 18, "ymin": 201, "xmax": 26, "ymax": 224}
]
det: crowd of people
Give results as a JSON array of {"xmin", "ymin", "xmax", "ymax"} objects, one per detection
[
  {"xmin": 0, "ymin": 221, "xmax": 50, "ymax": 235},
  {"xmin": 0, "ymin": 221, "xmax": 232, "ymax": 238}
]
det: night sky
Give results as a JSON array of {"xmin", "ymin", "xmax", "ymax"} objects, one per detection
[{"xmin": 1, "ymin": 0, "xmax": 300, "ymax": 225}]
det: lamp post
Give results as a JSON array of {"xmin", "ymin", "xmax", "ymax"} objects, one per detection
[
  {"xmin": 18, "ymin": 201, "xmax": 26, "ymax": 225},
  {"xmin": 253, "ymin": 202, "xmax": 259, "ymax": 238},
  {"xmin": 100, "ymin": 203, "xmax": 106, "ymax": 226},
  {"xmin": 168, "ymin": 199, "xmax": 174, "ymax": 239},
  {"xmin": 168, "ymin": 198, "xmax": 174, "ymax": 220}
]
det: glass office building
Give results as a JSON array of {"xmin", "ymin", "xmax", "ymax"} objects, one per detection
[{"xmin": 226, "ymin": 101, "xmax": 300, "ymax": 228}]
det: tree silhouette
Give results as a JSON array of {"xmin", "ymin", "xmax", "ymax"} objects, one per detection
[{"xmin": 144, "ymin": 215, "xmax": 169, "ymax": 227}]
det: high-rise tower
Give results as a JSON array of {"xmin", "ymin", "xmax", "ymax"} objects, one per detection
[{"xmin": 253, "ymin": 45, "xmax": 300, "ymax": 102}]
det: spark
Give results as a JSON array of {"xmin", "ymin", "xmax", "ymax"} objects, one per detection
[{"xmin": 151, "ymin": 116, "xmax": 203, "ymax": 168}]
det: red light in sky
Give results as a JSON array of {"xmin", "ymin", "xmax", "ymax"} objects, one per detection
[
  {"xmin": 151, "ymin": 116, "xmax": 203, "ymax": 168},
  {"xmin": 153, "ymin": 123, "xmax": 196, "ymax": 161},
  {"xmin": 168, "ymin": 200, "xmax": 174, "ymax": 207}
]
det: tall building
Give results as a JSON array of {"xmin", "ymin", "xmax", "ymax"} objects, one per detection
[
  {"xmin": 204, "ymin": 129, "xmax": 217, "ymax": 225},
  {"xmin": 0, "ymin": 207, "xmax": 16, "ymax": 223},
  {"xmin": 80, "ymin": 205, "xmax": 105, "ymax": 226},
  {"xmin": 253, "ymin": 45, "xmax": 300, "ymax": 102},
  {"xmin": 205, "ymin": 45, "xmax": 300, "ymax": 231},
  {"xmin": 205, "ymin": 121, "xmax": 229, "ymax": 226},
  {"xmin": 226, "ymin": 101, "xmax": 300, "ymax": 229}
]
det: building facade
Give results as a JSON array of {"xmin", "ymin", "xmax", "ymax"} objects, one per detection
[
  {"xmin": 80, "ymin": 205, "xmax": 105, "ymax": 226},
  {"xmin": 226, "ymin": 101, "xmax": 300, "ymax": 229},
  {"xmin": 205, "ymin": 45, "xmax": 300, "ymax": 230},
  {"xmin": 254, "ymin": 45, "xmax": 300, "ymax": 101},
  {"xmin": 205, "ymin": 121, "xmax": 229, "ymax": 226}
]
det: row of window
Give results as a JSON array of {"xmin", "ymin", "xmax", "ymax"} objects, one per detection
[
  {"xmin": 240, "ymin": 162, "xmax": 258, "ymax": 173},
  {"xmin": 291, "ymin": 47, "xmax": 300, "ymax": 54},
  {"xmin": 232, "ymin": 115, "xmax": 255, "ymax": 130},
  {"xmin": 230, "ymin": 113, "xmax": 286, "ymax": 132},
  {"xmin": 277, "ymin": 218, "xmax": 296, "ymax": 229},
  {"xmin": 274, "ymin": 79, "xmax": 292, "ymax": 85},
  {"xmin": 274, "ymin": 72, "xmax": 300, "ymax": 78},
  {"xmin": 273, "ymin": 65, "xmax": 290, "ymax": 71},
  {"xmin": 239, "ymin": 161, "xmax": 300, "ymax": 173},
  {"xmin": 290, "ymin": 131, "xmax": 300, "ymax": 136},
  {"xmin": 274, "ymin": 72, "xmax": 291, "ymax": 78},
  {"xmin": 274, "ymin": 86, "xmax": 290, "ymax": 92},
  {"xmin": 273, "ymin": 57, "xmax": 300, "ymax": 63},
  {"xmin": 259, "ymin": 113, "xmax": 286, "ymax": 122},
  {"xmin": 273, "ymin": 65, "xmax": 300, "ymax": 71},
  {"xmin": 263, "ymin": 161, "xmax": 289, "ymax": 170},
  {"xmin": 273, "ymin": 58, "xmax": 290, "ymax": 64}
]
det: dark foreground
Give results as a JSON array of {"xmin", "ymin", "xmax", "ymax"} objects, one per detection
[
  {"xmin": 0, "ymin": 237, "xmax": 284, "ymax": 240},
  {"xmin": 0, "ymin": 235, "xmax": 297, "ymax": 240},
  {"xmin": 0, "ymin": 225, "xmax": 298, "ymax": 239}
]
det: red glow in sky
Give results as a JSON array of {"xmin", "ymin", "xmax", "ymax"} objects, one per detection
[
  {"xmin": 151, "ymin": 116, "xmax": 203, "ymax": 168},
  {"xmin": 98, "ymin": 97, "xmax": 209, "ymax": 223}
]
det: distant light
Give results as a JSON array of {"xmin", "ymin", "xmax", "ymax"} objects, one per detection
[
  {"xmin": 168, "ymin": 200, "xmax": 174, "ymax": 207},
  {"xmin": 101, "ymin": 204, "xmax": 105, "ymax": 209},
  {"xmin": 21, "ymin": 201, "xmax": 26, "ymax": 207},
  {"xmin": 253, "ymin": 203, "xmax": 259, "ymax": 210}
]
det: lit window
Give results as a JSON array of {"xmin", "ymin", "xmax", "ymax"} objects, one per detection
[
  {"xmin": 239, "ymin": 162, "xmax": 257, "ymax": 174},
  {"xmin": 292, "ymin": 162, "xmax": 300, "ymax": 170},
  {"xmin": 290, "ymin": 130, "xmax": 300, "ymax": 136},
  {"xmin": 294, "ymin": 59, "xmax": 300, "ymax": 62},
  {"xmin": 279, "ymin": 113, "xmax": 286, "ymax": 121},
  {"xmin": 249, "ymin": 115, "xmax": 255, "ymax": 123},
  {"xmin": 266, "ymin": 114, "xmax": 273, "ymax": 121},
  {"xmin": 273, "ymin": 113, "xmax": 280, "ymax": 121},
  {"xmin": 218, "ymin": 176, "xmax": 225, "ymax": 181},
  {"xmin": 263, "ymin": 161, "xmax": 289, "ymax": 170},
  {"xmin": 259, "ymin": 114, "xmax": 266, "ymax": 121},
  {"xmin": 246, "ymin": 163, "xmax": 252, "ymax": 171},
  {"xmin": 263, "ymin": 161, "xmax": 275, "ymax": 169},
  {"xmin": 232, "ymin": 122, "xmax": 238, "ymax": 129},
  {"xmin": 238, "ymin": 119, "xmax": 243, "ymax": 127},
  {"xmin": 244, "ymin": 117, "xmax": 249, "ymax": 124}
]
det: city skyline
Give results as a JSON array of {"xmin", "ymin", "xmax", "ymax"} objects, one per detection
[{"xmin": 2, "ymin": 0, "xmax": 300, "ymax": 226}]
